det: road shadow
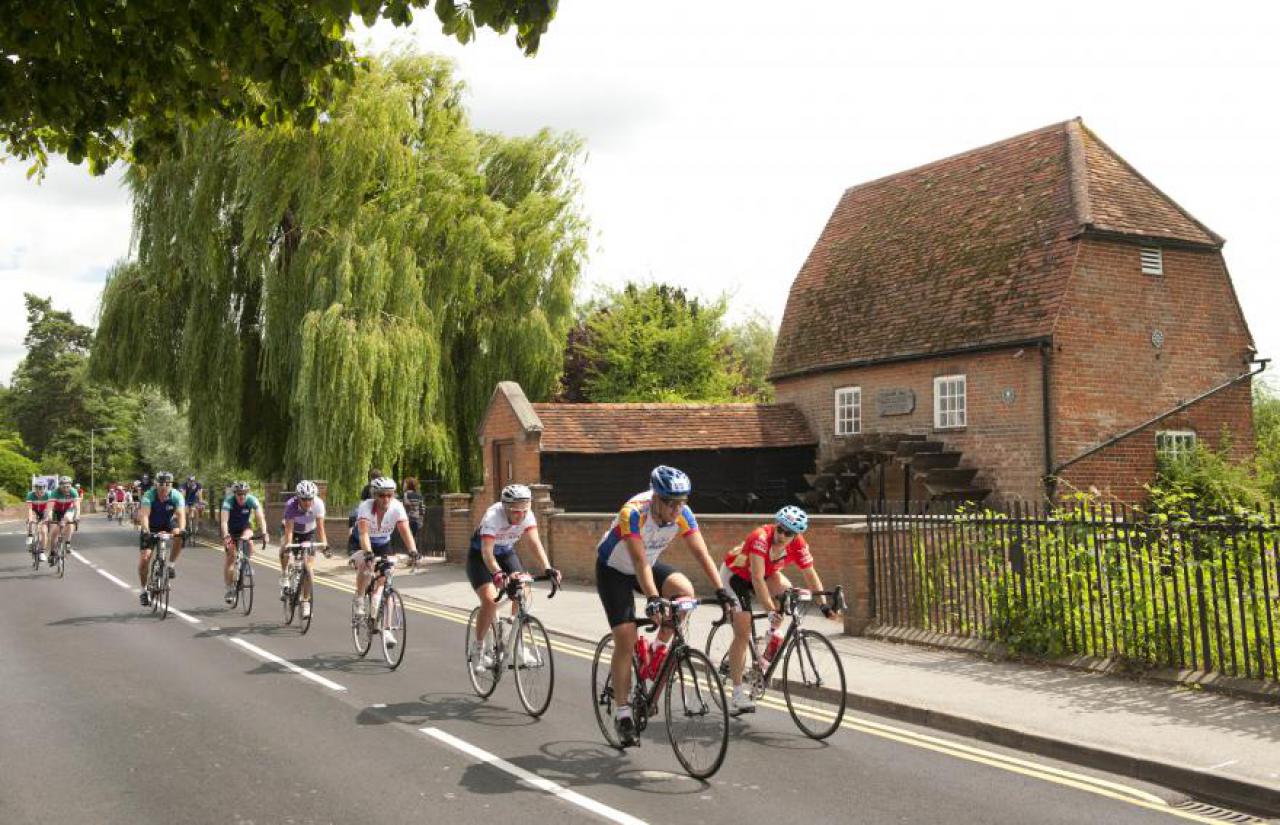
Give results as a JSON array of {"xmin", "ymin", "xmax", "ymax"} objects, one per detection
[
  {"xmin": 357, "ymin": 692, "xmax": 537, "ymax": 729},
  {"xmin": 728, "ymin": 719, "xmax": 831, "ymax": 751},
  {"xmin": 452, "ymin": 738, "xmax": 710, "ymax": 796},
  {"xmin": 195, "ymin": 621, "xmax": 296, "ymax": 640},
  {"xmin": 255, "ymin": 649, "xmax": 394, "ymax": 677}
]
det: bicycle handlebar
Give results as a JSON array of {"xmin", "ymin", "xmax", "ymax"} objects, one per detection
[
  {"xmin": 632, "ymin": 595, "xmax": 732, "ymax": 631},
  {"xmin": 493, "ymin": 571, "xmax": 560, "ymax": 604}
]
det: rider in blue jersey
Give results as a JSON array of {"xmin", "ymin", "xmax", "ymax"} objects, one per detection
[{"xmin": 137, "ymin": 471, "xmax": 186, "ymax": 606}]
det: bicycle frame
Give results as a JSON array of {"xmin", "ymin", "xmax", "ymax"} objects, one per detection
[
  {"xmin": 721, "ymin": 586, "xmax": 847, "ymax": 684},
  {"xmin": 632, "ymin": 597, "xmax": 722, "ymax": 713},
  {"xmin": 488, "ymin": 573, "xmax": 560, "ymax": 662}
]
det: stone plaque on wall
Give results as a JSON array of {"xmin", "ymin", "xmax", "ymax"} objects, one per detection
[{"xmin": 877, "ymin": 388, "xmax": 916, "ymax": 416}]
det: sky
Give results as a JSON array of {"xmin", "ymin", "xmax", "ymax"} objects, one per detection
[{"xmin": 1, "ymin": 0, "xmax": 1276, "ymax": 388}]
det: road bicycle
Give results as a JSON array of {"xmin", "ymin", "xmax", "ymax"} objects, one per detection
[
  {"xmin": 46, "ymin": 519, "xmax": 74, "ymax": 579},
  {"xmin": 186, "ymin": 502, "xmax": 205, "ymax": 538},
  {"xmin": 144, "ymin": 531, "xmax": 177, "ymax": 619},
  {"xmin": 351, "ymin": 552, "xmax": 413, "ymax": 670},
  {"xmin": 281, "ymin": 540, "xmax": 328, "ymax": 634},
  {"xmin": 27, "ymin": 525, "xmax": 47, "ymax": 570},
  {"xmin": 229, "ymin": 534, "xmax": 264, "ymax": 615},
  {"xmin": 705, "ymin": 586, "xmax": 848, "ymax": 739},
  {"xmin": 590, "ymin": 596, "xmax": 732, "ymax": 779},
  {"xmin": 465, "ymin": 572, "xmax": 559, "ymax": 717}
]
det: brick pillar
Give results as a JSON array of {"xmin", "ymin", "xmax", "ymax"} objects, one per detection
[
  {"xmin": 442, "ymin": 492, "xmax": 474, "ymax": 564},
  {"xmin": 833, "ymin": 521, "xmax": 873, "ymax": 635},
  {"xmin": 528, "ymin": 483, "xmax": 563, "ymax": 566}
]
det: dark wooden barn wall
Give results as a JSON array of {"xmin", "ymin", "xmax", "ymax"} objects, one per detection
[{"xmin": 540, "ymin": 447, "xmax": 816, "ymax": 514}]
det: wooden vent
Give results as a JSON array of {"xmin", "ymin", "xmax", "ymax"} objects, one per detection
[{"xmin": 1140, "ymin": 247, "xmax": 1163, "ymax": 276}]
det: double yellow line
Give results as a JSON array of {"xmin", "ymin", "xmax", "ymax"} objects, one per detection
[{"xmin": 193, "ymin": 539, "xmax": 1249, "ymax": 824}]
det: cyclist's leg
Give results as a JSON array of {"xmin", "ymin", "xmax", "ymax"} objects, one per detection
[
  {"xmin": 222, "ymin": 534, "xmax": 238, "ymax": 587},
  {"xmin": 653, "ymin": 562, "xmax": 692, "ymax": 647},
  {"xmin": 726, "ymin": 572, "xmax": 755, "ymax": 687},
  {"xmin": 63, "ymin": 514, "xmax": 77, "ymax": 545},
  {"xmin": 137, "ymin": 534, "xmax": 153, "ymax": 587},
  {"xmin": 467, "ymin": 548, "xmax": 501, "ymax": 643},
  {"xmin": 597, "ymin": 562, "xmax": 641, "ymax": 709},
  {"xmin": 170, "ymin": 522, "xmax": 185, "ymax": 563}
]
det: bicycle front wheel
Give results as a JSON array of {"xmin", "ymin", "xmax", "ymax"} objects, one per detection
[
  {"xmin": 664, "ymin": 648, "xmax": 729, "ymax": 779},
  {"xmin": 704, "ymin": 619, "xmax": 735, "ymax": 682},
  {"xmin": 590, "ymin": 633, "xmax": 623, "ymax": 749},
  {"xmin": 465, "ymin": 607, "xmax": 500, "ymax": 698},
  {"xmin": 297, "ymin": 568, "xmax": 313, "ymax": 635},
  {"xmin": 352, "ymin": 593, "xmax": 372, "ymax": 657},
  {"xmin": 781, "ymin": 629, "xmax": 847, "ymax": 740},
  {"xmin": 54, "ymin": 538, "xmax": 66, "ymax": 579},
  {"xmin": 513, "ymin": 616, "xmax": 555, "ymax": 717},
  {"xmin": 156, "ymin": 561, "xmax": 171, "ymax": 620},
  {"xmin": 380, "ymin": 590, "xmax": 406, "ymax": 670},
  {"xmin": 237, "ymin": 558, "xmax": 254, "ymax": 616},
  {"xmin": 282, "ymin": 576, "xmax": 296, "ymax": 625}
]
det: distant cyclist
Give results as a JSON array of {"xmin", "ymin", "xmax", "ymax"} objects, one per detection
[
  {"xmin": 180, "ymin": 475, "xmax": 204, "ymax": 522},
  {"xmin": 720, "ymin": 505, "xmax": 838, "ymax": 715},
  {"xmin": 25, "ymin": 479, "xmax": 54, "ymax": 559},
  {"xmin": 48, "ymin": 475, "xmax": 81, "ymax": 553},
  {"xmin": 137, "ymin": 471, "xmax": 186, "ymax": 606},
  {"xmin": 466, "ymin": 484, "xmax": 560, "ymax": 672},
  {"xmin": 596, "ymin": 466, "xmax": 735, "ymax": 747},
  {"xmin": 279, "ymin": 480, "xmax": 329, "ymax": 620},
  {"xmin": 353, "ymin": 477, "xmax": 419, "ymax": 649},
  {"xmin": 220, "ymin": 481, "xmax": 267, "ymax": 605}
]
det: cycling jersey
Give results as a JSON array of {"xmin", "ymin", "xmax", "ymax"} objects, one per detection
[
  {"xmin": 282, "ymin": 495, "xmax": 326, "ymax": 533},
  {"xmin": 111, "ymin": 488, "xmax": 126, "ymax": 503},
  {"xmin": 50, "ymin": 488, "xmax": 80, "ymax": 518},
  {"xmin": 181, "ymin": 481, "xmax": 202, "ymax": 506},
  {"xmin": 724, "ymin": 524, "xmax": 813, "ymax": 582},
  {"xmin": 355, "ymin": 497, "xmax": 407, "ymax": 549},
  {"xmin": 596, "ymin": 490, "xmax": 698, "ymax": 574},
  {"xmin": 26, "ymin": 490, "xmax": 52, "ymax": 517},
  {"xmin": 142, "ymin": 488, "xmax": 185, "ymax": 532},
  {"xmin": 221, "ymin": 494, "xmax": 261, "ymax": 535},
  {"xmin": 469, "ymin": 501, "xmax": 535, "ymax": 557}
]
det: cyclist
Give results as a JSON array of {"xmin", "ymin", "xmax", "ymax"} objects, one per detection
[
  {"xmin": 720, "ymin": 505, "xmax": 838, "ymax": 715},
  {"xmin": 220, "ymin": 481, "xmax": 267, "ymax": 605},
  {"xmin": 137, "ymin": 471, "xmax": 187, "ymax": 606},
  {"xmin": 48, "ymin": 475, "xmax": 81, "ymax": 554},
  {"xmin": 139, "ymin": 473, "xmax": 153, "ymax": 496},
  {"xmin": 353, "ymin": 476, "xmax": 419, "ymax": 649},
  {"xmin": 279, "ymin": 480, "xmax": 329, "ymax": 619},
  {"xmin": 466, "ymin": 484, "xmax": 561, "ymax": 672},
  {"xmin": 596, "ymin": 465, "xmax": 735, "ymax": 747},
  {"xmin": 25, "ymin": 478, "xmax": 54, "ymax": 559},
  {"xmin": 130, "ymin": 480, "xmax": 143, "ymax": 523},
  {"xmin": 180, "ymin": 475, "xmax": 204, "ymax": 527},
  {"xmin": 111, "ymin": 482, "xmax": 127, "ymax": 518}
]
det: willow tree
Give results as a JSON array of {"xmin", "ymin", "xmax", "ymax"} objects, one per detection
[{"xmin": 93, "ymin": 54, "xmax": 587, "ymax": 500}]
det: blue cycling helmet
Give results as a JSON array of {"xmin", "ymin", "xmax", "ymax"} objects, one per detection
[
  {"xmin": 650, "ymin": 465, "xmax": 692, "ymax": 498},
  {"xmin": 775, "ymin": 505, "xmax": 809, "ymax": 534}
]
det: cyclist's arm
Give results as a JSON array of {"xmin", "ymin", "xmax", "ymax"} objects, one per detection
[
  {"xmin": 522, "ymin": 526, "xmax": 553, "ymax": 573},
  {"xmin": 749, "ymin": 553, "xmax": 780, "ymax": 613},
  {"xmin": 395, "ymin": 516, "xmax": 417, "ymax": 555},
  {"xmin": 254, "ymin": 507, "xmax": 267, "ymax": 542},
  {"xmin": 282, "ymin": 520, "xmax": 295, "ymax": 548},
  {"xmin": 219, "ymin": 508, "xmax": 229, "ymax": 538},
  {"xmin": 626, "ymin": 534, "xmax": 659, "ymax": 598},
  {"xmin": 174, "ymin": 499, "xmax": 187, "ymax": 531},
  {"xmin": 315, "ymin": 517, "xmax": 328, "ymax": 546},
  {"xmin": 357, "ymin": 517, "xmax": 372, "ymax": 555},
  {"xmin": 480, "ymin": 534, "xmax": 500, "ymax": 575},
  {"xmin": 682, "ymin": 529, "xmax": 725, "ymax": 592},
  {"xmin": 800, "ymin": 565, "xmax": 827, "ymax": 605}
]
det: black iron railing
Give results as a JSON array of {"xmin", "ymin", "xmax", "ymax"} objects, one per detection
[{"xmin": 868, "ymin": 501, "xmax": 1280, "ymax": 682}]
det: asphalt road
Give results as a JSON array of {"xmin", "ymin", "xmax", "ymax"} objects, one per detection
[{"xmin": 0, "ymin": 519, "xmax": 1248, "ymax": 825}]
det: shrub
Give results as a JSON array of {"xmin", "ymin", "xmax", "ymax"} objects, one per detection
[{"xmin": 0, "ymin": 446, "xmax": 39, "ymax": 497}]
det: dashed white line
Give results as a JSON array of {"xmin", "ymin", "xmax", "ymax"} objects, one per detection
[
  {"xmin": 95, "ymin": 567, "xmax": 133, "ymax": 590},
  {"xmin": 421, "ymin": 727, "xmax": 648, "ymax": 825},
  {"xmin": 229, "ymin": 637, "xmax": 347, "ymax": 692},
  {"xmin": 168, "ymin": 606, "xmax": 201, "ymax": 625}
]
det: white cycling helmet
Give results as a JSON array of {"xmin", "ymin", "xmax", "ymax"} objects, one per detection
[
  {"xmin": 500, "ymin": 484, "xmax": 532, "ymax": 504},
  {"xmin": 295, "ymin": 480, "xmax": 319, "ymax": 500},
  {"xmin": 370, "ymin": 476, "xmax": 396, "ymax": 494}
]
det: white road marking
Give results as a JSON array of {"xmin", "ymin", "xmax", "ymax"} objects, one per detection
[
  {"xmin": 1205, "ymin": 759, "xmax": 1239, "ymax": 771},
  {"xmin": 95, "ymin": 567, "xmax": 133, "ymax": 589},
  {"xmin": 421, "ymin": 727, "xmax": 648, "ymax": 825},
  {"xmin": 168, "ymin": 606, "xmax": 201, "ymax": 625},
  {"xmin": 70, "ymin": 550, "xmax": 92, "ymax": 566},
  {"xmin": 228, "ymin": 637, "xmax": 347, "ymax": 692}
]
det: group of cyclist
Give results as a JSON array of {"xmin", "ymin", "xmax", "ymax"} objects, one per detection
[
  {"xmin": 26, "ymin": 461, "xmax": 838, "ymax": 749},
  {"xmin": 463, "ymin": 464, "xmax": 839, "ymax": 747},
  {"xmin": 24, "ymin": 476, "xmax": 82, "ymax": 562}
]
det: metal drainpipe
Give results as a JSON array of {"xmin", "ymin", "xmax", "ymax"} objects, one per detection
[{"xmin": 1041, "ymin": 341, "xmax": 1055, "ymax": 502}]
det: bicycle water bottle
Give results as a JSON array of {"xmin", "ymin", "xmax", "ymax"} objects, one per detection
[
  {"xmin": 634, "ymin": 636, "xmax": 650, "ymax": 672},
  {"xmin": 761, "ymin": 627, "xmax": 783, "ymax": 667}
]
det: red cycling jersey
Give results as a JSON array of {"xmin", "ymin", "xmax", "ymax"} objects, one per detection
[{"xmin": 723, "ymin": 523, "xmax": 813, "ymax": 582}]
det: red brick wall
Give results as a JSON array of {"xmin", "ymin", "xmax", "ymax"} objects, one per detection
[
  {"xmin": 1052, "ymin": 239, "xmax": 1255, "ymax": 465},
  {"xmin": 478, "ymin": 394, "xmax": 542, "ymax": 505},
  {"xmin": 1058, "ymin": 380, "xmax": 1255, "ymax": 501},
  {"xmin": 775, "ymin": 348, "xmax": 1048, "ymax": 501}
]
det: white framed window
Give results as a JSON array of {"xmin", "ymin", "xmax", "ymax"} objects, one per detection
[
  {"xmin": 834, "ymin": 386, "xmax": 861, "ymax": 436},
  {"xmin": 1156, "ymin": 430, "xmax": 1196, "ymax": 460},
  {"xmin": 1140, "ymin": 247, "xmax": 1163, "ymax": 276},
  {"xmin": 933, "ymin": 375, "xmax": 967, "ymax": 429}
]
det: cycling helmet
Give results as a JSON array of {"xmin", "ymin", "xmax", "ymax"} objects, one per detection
[
  {"xmin": 187, "ymin": 475, "xmax": 196, "ymax": 483},
  {"xmin": 650, "ymin": 465, "xmax": 692, "ymax": 498},
  {"xmin": 231, "ymin": 480, "xmax": 251, "ymax": 493},
  {"xmin": 295, "ymin": 480, "xmax": 319, "ymax": 500},
  {"xmin": 155, "ymin": 471, "xmax": 174, "ymax": 484},
  {"xmin": 775, "ymin": 505, "xmax": 809, "ymax": 535},
  {"xmin": 58, "ymin": 475, "xmax": 73, "ymax": 486},
  {"xmin": 34, "ymin": 479, "xmax": 47, "ymax": 490},
  {"xmin": 370, "ymin": 476, "xmax": 396, "ymax": 494},
  {"xmin": 500, "ymin": 484, "xmax": 532, "ymax": 504},
  {"xmin": 141, "ymin": 473, "xmax": 151, "ymax": 481}
]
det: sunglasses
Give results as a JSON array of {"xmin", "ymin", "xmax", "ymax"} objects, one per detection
[
  {"xmin": 376, "ymin": 492, "xmax": 394, "ymax": 499},
  {"xmin": 657, "ymin": 495, "xmax": 687, "ymax": 507},
  {"xmin": 777, "ymin": 527, "xmax": 796, "ymax": 538}
]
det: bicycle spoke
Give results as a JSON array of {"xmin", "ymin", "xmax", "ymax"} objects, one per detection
[
  {"xmin": 664, "ymin": 648, "xmax": 728, "ymax": 778},
  {"xmin": 380, "ymin": 590, "xmax": 406, "ymax": 670},
  {"xmin": 782, "ymin": 630, "xmax": 847, "ymax": 739},
  {"xmin": 513, "ymin": 616, "xmax": 555, "ymax": 717}
]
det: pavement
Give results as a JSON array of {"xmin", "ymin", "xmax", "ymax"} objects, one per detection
[{"xmin": 288, "ymin": 549, "xmax": 1280, "ymax": 818}]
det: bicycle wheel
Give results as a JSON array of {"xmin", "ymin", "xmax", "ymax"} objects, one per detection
[
  {"xmin": 53, "ymin": 538, "xmax": 66, "ymax": 579},
  {"xmin": 238, "ymin": 556, "xmax": 254, "ymax": 616},
  {"xmin": 704, "ymin": 619, "xmax": 735, "ymax": 681},
  {"xmin": 781, "ymin": 629, "xmax": 847, "ymax": 740},
  {"xmin": 664, "ymin": 647, "xmax": 729, "ymax": 779},
  {"xmin": 380, "ymin": 589, "xmax": 406, "ymax": 670},
  {"xmin": 297, "ymin": 567, "xmax": 313, "ymax": 635},
  {"xmin": 513, "ymin": 616, "xmax": 555, "ymax": 717},
  {"xmin": 590, "ymin": 634, "xmax": 624, "ymax": 748},
  {"xmin": 149, "ymin": 556, "xmax": 163, "ymax": 615},
  {"xmin": 465, "ymin": 607, "xmax": 501, "ymax": 698},
  {"xmin": 282, "ymin": 575, "xmax": 296, "ymax": 625},
  {"xmin": 30, "ymin": 538, "xmax": 39, "ymax": 570},
  {"xmin": 156, "ymin": 561, "xmax": 171, "ymax": 620},
  {"xmin": 352, "ymin": 593, "xmax": 372, "ymax": 657}
]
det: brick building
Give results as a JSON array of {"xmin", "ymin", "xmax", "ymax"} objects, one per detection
[{"xmin": 772, "ymin": 119, "xmax": 1260, "ymax": 503}]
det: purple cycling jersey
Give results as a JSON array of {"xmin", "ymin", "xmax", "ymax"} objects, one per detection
[{"xmin": 282, "ymin": 495, "xmax": 326, "ymax": 532}]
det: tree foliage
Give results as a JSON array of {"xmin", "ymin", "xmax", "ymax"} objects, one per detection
[
  {"xmin": 0, "ymin": 444, "xmax": 38, "ymax": 498},
  {"xmin": 92, "ymin": 54, "xmax": 586, "ymax": 500},
  {"xmin": 1255, "ymin": 381, "xmax": 1280, "ymax": 501},
  {"xmin": 0, "ymin": 1, "xmax": 558, "ymax": 175},
  {"xmin": 725, "ymin": 310, "xmax": 776, "ymax": 401}
]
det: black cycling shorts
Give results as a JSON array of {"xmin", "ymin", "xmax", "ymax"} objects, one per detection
[
  {"xmin": 596, "ymin": 560, "xmax": 679, "ymax": 628},
  {"xmin": 726, "ymin": 569, "xmax": 756, "ymax": 613},
  {"xmin": 466, "ymin": 549, "xmax": 525, "ymax": 590}
]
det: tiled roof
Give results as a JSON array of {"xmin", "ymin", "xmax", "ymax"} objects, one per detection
[
  {"xmin": 771, "ymin": 119, "xmax": 1222, "ymax": 379},
  {"xmin": 531, "ymin": 403, "xmax": 816, "ymax": 453}
]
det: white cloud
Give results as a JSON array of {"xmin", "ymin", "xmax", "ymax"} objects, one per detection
[{"xmin": 2, "ymin": 0, "xmax": 1277, "ymax": 386}]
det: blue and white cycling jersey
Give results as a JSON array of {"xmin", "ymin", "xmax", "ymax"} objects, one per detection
[{"xmin": 596, "ymin": 490, "xmax": 698, "ymax": 575}]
